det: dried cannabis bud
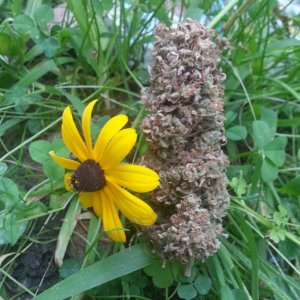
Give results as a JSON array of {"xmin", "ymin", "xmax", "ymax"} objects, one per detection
[{"xmin": 141, "ymin": 19, "xmax": 230, "ymax": 263}]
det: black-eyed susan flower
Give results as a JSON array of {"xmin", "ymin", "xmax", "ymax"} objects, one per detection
[{"xmin": 49, "ymin": 100, "xmax": 159, "ymax": 242}]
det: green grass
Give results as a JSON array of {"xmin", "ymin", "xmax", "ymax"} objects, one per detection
[{"xmin": 0, "ymin": 0, "xmax": 300, "ymax": 299}]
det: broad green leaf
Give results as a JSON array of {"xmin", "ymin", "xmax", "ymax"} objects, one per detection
[
  {"xmin": 261, "ymin": 158, "xmax": 278, "ymax": 182},
  {"xmin": 186, "ymin": 1, "xmax": 204, "ymax": 20},
  {"xmin": 144, "ymin": 261, "xmax": 174, "ymax": 288},
  {"xmin": 152, "ymin": 266, "xmax": 173, "ymax": 288},
  {"xmin": 34, "ymin": 244, "xmax": 155, "ymax": 300},
  {"xmin": 29, "ymin": 140, "xmax": 51, "ymax": 163},
  {"xmin": 226, "ymin": 125, "xmax": 247, "ymax": 141},
  {"xmin": 0, "ymin": 178, "xmax": 19, "ymax": 209},
  {"xmin": 194, "ymin": 275, "xmax": 212, "ymax": 295},
  {"xmin": 264, "ymin": 137, "xmax": 287, "ymax": 167},
  {"xmin": 224, "ymin": 111, "xmax": 237, "ymax": 125},
  {"xmin": 24, "ymin": 0, "xmax": 43, "ymax": 17},
  {"xmin": 43, "ymin": 159, "xmax": 64, "ymax": 180},
  {"xmin": 28, "ymin": 119, "xmax": 43, "ymax": 134},
  {"xmin": 3, "ymin": 214, "xmax": 19, "ymax": 245},
  {"xmin": 39, "ymin": 37, "xmax": 61, "ymax": 58},
  {"xmin": 59, "ymin": 258, "xmax": 81, "ymax": 279},
  {"xmin": 0, "ymin": 32, "xmax": 17, "ymax": 55},
  {"xmin": 0, "ymin": 215, "xmax": 27, "ymax": 246},
  {"xmin": 260, "ymin": 106, "xmax": 277, "ymax": 138},
  {"xmin": 177, "ymin": 284, "xmax": 197, "ymax": 300},
  {"xmin": 171, "ymin": 260, "xmax": 185, "ymax": 282},
  {"xmin": 33, "ymin": 4, "xmax": 53, "ymax": 32},
  {"xmin": 0, "ymin": 119, "xmax": 23, "ymax": 137},
  {"xmin": 252, "ymin": 120, "xmax": 272, "ymax": 148},
  {"xmin": 4, "ymin": 86, "xmax": 25, "ymax": 104},
  {"xmin": 279, "ymin": 176, "xmax": 300, "ymax": 196},
  {"xmin": 12, "ymin": 14, "xmax": 36, "ymax": 34},
  {"xmin": 0, "ymin": 162, "xmax": 8, "ymax": 176}
]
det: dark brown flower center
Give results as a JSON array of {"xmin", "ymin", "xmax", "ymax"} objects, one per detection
[{"xmin": 71, "ymin": 159, "xmax": 105, "ymax": 192}]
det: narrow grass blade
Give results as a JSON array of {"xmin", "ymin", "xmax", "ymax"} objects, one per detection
[
  {"xmin": 35, "ymin": 244, "xmax": 156, "ymax": 300},
  {"xmin": 15, "ymin": 57, "xmax": 74, "ymax": 88},
  {"xmin": 55, "ymin": 196, "xmax": 81, "ymax": 266}
]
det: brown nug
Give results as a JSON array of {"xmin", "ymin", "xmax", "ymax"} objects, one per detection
[
  {"xmin": 71, "ymin": 159, "xmax": 105, "ymax": 192},
  {"xmin": 140, "ymin": 19, "xmax": 230, "ymax": 263}
]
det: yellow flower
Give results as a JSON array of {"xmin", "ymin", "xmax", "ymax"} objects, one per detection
[{"xmin": 49, "ymin": 100, "xmax": 159, "ymax": 242}]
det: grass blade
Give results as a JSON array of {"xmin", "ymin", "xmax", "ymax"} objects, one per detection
[{"xmin": 35, "ymin": 244, "xmax": 156, "ymax": 300}]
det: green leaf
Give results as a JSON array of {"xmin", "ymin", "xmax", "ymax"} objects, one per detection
[
  {"xmin": 224, "ymin": 111, "xmax": 237, "ymax": 125},
  {"xmin": 269, "ymin": 228, "xmax": 286, "ymax": 243},
  {"xmin": 12, "ymin": 14, "xmax": 36, "ymax": 34},
  {"xmin": 0, "ymin": 214, "xmax": 27, "ymax": 246},
  {"xmin": 279, "ymin": 176, "xmax": 300, "ymax": 196},
  {"xmin": 28, "ymin": 119, "xmax": 43, "ymax": 134},
  {"xmin": 4, "ymin": 86, "xmax": 25, "ymax": 104},
  {"xmin": 39, "ymin": 37, "xmax": 60, "ymax": 58},
  {"xmin": 186, "ymin": 3, "xmax": 204, "ymax": 20},
  {"xmin": 232, "ymin": 289, "xmax": 249, "ymax": 300},
  {"xmin": 59, "ymin": 258, "xmax": 81, "ymax": 279},
  {"xmin": 194, "ymin": 275, "xmax": 212, "ymax": 295},
  {"xmin": 171, "ymin": 260, "xmax": 185, "ymax": 282},
  {"xmin": 0, "ymin": 32, "xmax": 17, "ymax": 56},
  {"xmin": 144, "ymin": 261, "xmax": 174, "ymax": 288},
  {"xmin": 260, "ymin": 106, "xmax": 277, "ymax": 138},
  {"xmin": 0, "ymin": 119, "xmax": 23, "ymax": 137},
  {"xmin": 15, "ymin": 201, "xmax": 47, "ymax": 219},
  {"xmin": 43, "ymin": 159, "xmax": 64, "ymax": 180},
  {"xmin": 220, "ymin": 285, "xmax": 235, "ymax": 300},
  {"xmin": 252, "ymin": 120, "xmax": 272, "ymax": 148},
  {"xmin": 55, "ymin": 197, "xmax": 81, "ymax": 266},
  {"xmin": 229, "ymin": 174, "xmax": 247, "ymax": 197},
  {"xmin": 33, "ymin": 4, "xmax": 53, "ymax": 32},
  {"xmin": 3, "ymin": 213, "xmax": 19, "ymax": 245},
  {"xmin": 261, "ymin": 158, "xmax": 278, "ymax": 182},
  {"xmin": 14, "ymin": 57, "xmax": 74, "ymax": 88},
  {"xmin": 226, "ymin": 125, "xmax": 247, "ymax": 141},
  {"xmin": 152, "ymin": 265, "xmax": 173, "ymax": 288},
  {"xmin": 29, "ymin": 140, "xmax": 51, "ymax": 163},
  {"xmin": 0, "ymin": 177, "xmax": 19, "ymax": 209},
  {"xmin": 0, "ymin": 162, "xmax": 8, "ymax": 176},
  {"xmin": 177, "ymin": 284, "xmax": 197, "ymax": 300},
  {"xmin": 264, "ymin": 137, "xmax": 287, "ymax": 167},
  {"xmin": 34, "ymin": 244, "xmax": 155, "ymax": 300}
]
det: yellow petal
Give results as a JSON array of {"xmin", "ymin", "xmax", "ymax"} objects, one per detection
[
  {"xmin": 101, "ymin": 128, "xmax": 137, "ymax": 170},
  {"xmin": 107, "ymin": 180, "xmax": 157, "ymax": 226},
  {"xmin": 82, "ymin": 100, "xmax": 97, "ymax": 158},
  {"xmin": 79, "ymin": 192, "xmax": 93, "ymax": 208},
  {"xmin": 64, "ymin": 173, "xmax": 73, "ymax": 191},
  {"xmin": 62, "ymin": 106, "xmax": 88, "ymax": 162},
  {"xmin": 106, "ymin": 164, "xmax": 159, "ymax": 193},
  {"xmin": 93, "ymin": 188, "xmax": 126, "ymax": 242},
  {"xmin": 92, "ymin": 190, "xmax": 103, "ymax": 218},
  {"xmin": 93, "ymin": 115, "xmax": 128, "ymax": 162},
  {"xmin": 49, "ymin": 151, "xmax": 80, "ymax": 170}
]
